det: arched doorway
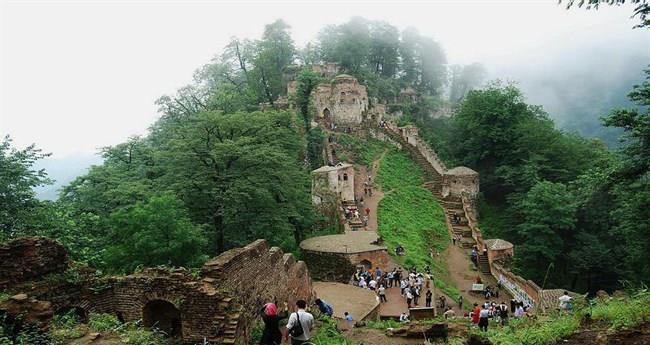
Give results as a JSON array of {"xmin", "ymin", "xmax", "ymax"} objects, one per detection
[
  {"xmin": 322, "ymin": 108, "xmax": 331, "ymax": 119},
  {"xmin": 143, "ymin": 300, "xmax": 182, "ymax": 337},
  {"xmin": 359, "ymin": 259, "xmax": 372, "ymax": 271}
]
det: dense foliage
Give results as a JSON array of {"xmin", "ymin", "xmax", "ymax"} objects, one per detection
[{"xmin": 416, "ymin": 74, "xmax": 650, "ymax": 292}]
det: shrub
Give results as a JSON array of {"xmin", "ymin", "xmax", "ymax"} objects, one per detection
[{"xmin": 88, "ymin": 313, "xmax": 122, "ymax": 332}]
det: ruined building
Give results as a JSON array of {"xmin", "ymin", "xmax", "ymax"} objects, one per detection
[
  {"xmin": 311, "ymin": 163, "xmax": 355, "ymax": 205},
  {"xmin": 314, "ymin": 74, "xmax": 369, "ymax": 126},
  {"xmin": 0, "ymin": 237, "xmax": 313, "ymax": 344}
]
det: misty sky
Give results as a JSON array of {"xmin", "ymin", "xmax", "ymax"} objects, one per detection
[{"xmin": 2, "ymin": 0, "xmax": 649, "ymax": 159}]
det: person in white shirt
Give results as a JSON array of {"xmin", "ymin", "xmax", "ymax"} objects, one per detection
[
  {"xmin": 286, "ymin": 300, "xmax": 314, "ymax": 345},
  {"xmin": 399, "ymin": 312, "xmax": 410, "ymax": 322},
  {"xmin": 369, "ymin": 279, "xmax": 377, "ymax": 290},
  {"xmin": 358, "ymin": 279, "xmax": 367, "ymax": 289},
  {"xmin": 405, "ymin": 288, "xmax": 413, "ymax": 308},
  {"xmin": 478, "ymin": 305, "xmax": 490, "ymax": 332},
  {"xmin": 558, "ymin": 291, "xmax": 572, "ymax": 312},
  {"xmin": 378, "ymin": 285, "xmax": 387, "ymax": 302}
]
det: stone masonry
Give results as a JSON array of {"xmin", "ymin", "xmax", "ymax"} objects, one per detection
[{"xmin": 0, "ymin": 237, "xmax": 313, "ymax": 345}]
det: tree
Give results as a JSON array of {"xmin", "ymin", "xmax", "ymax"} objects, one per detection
[
  {"xmin": 449, "ymin": 63, "xmax": 486, "ymax": 103},
  {"xmin": 295, "ymin": 69, "xmax": 324, "ymax": 128},
  {"xmin": 103, "ymin": 193, "xmax": 207, "ymax": 273},
  {"xmin": 368, "ymin": 21, "xmax": 400, "ymax": 77},
  {"xmin": 0, "ymin": 136, "xmax": 52, "ymax": 240},
  {"xmin": 561, "ymin": 0, "xmax": 649, "ymax": 28},
  {"xmin": 250, "ymin": 20, "xmax": 296, "ymax": 104},
  {"xmin": 514, "ymin": 181, "xmax": 577, "ymax": 283},
  {"xmin": 153, "ymin": 110, "xmax": 313, "ymax": 253}
]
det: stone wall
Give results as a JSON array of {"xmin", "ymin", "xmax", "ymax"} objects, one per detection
[
  {"xmin": 0, "ymin": 237, "xmax": 313, "ymax": 345},
  {"xmin": 314, "ymin": 75, "xmax": 369, "ymax": 126},
  {"xmin": 491, "ymin": 263, "xmax": 540, "ymax": 308},
  {"xmin": 301, "ymin": 248, "xmax": 392, "ymax": 283},
  {"xmin": 201, "ymin": 239, "xmax": 313, "ymax": 344},
  {"xmin": 0, "ymin": 237, "xmax": 69, "ymax": 290},
  {"xmin": 301, "ymin": 250, "xmax": 356, "ymax": 283}
]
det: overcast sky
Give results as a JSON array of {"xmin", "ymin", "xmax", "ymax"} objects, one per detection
[{"xmin": 1, "ymin": 0, "xmax": 649, "ymax": 158}]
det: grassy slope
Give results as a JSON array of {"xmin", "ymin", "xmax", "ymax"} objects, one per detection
[{"xmin": 376, "ymin": 149, "xmax": 451, "ymax": 279}]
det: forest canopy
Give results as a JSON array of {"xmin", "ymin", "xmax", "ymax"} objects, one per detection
[{"xmin": 1, "ymin": 17, "xmax": 647, "ymax": 294}]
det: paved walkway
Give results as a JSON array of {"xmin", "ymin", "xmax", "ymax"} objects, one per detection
[{"xmin": 313, "ymin": 282, "xmax": 379, "ymax": 320}]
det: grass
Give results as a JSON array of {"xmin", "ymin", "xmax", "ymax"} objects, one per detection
[
  {"xmin": 311, "ymin": 317, "xmax": 358, "ymax": 345},
  {"xmin": 377, "ymin": 149, "xmax": 449, "ymax": 274},
  {"xmin": 477, "ymin": 290, "xmax": 650, "ymax": 345},
  {"xmin": 336, "ymin": 134, "xmax": 390, "ymax": 166}
]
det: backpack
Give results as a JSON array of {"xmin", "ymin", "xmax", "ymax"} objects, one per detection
[{"xmin": 289, "ymin": 312, "xmax": 304, "ymax": 337}]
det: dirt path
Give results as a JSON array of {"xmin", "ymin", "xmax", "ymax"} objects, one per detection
[{"xmin": 363, "ymin": 151, "xmax": 386, "ymax": 233}]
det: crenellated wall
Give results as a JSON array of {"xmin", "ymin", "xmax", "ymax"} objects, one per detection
[{"xmin": 0, "ymin": 237, "xmax": 313, "ymax": 345}]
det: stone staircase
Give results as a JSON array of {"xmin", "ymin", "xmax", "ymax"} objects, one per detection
[{"xmin": 477, "ymin": 254, "xmax": 491, "ymax": 274}]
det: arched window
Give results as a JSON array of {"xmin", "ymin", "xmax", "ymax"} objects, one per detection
[{"xmin": 343, "ymin": 173, "xmax": 348, "ymax": 181}]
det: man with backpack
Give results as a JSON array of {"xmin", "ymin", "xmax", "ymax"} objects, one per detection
[{"xmin": 286, "ymin": 300, "xmax": 314, "ymax": 345}]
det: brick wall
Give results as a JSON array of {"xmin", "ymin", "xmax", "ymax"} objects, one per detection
[
  {"xmin": 301, "ymin": 248, "xmax": 393, "ymax": 283},
  {"xmin": 0, "ymin": 237, "xmax": 313, "ymax": 345},
  {"xmin": 201, "ymin": 239, "xmax": 314, "ymax": 345},
  {"xmin": 301, "ymin": 250, "xmax": 357, "ymax": 283},
  {"xmin": 0, "ymin": 237, "xmax": 69, "ymax": 290}
]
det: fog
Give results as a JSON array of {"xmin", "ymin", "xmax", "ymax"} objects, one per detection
[{"xmin": 1, "ymin": 0, "xmax": 648, "ymax": 198}]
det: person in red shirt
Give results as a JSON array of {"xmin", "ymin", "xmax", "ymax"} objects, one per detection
[
  {"xmin": 471, "ymin": 303, "xmax": 481, "ymax": 324},
  {"xmin": 365, "ymin": 207, "xmax": 370, "ymax": 216}
]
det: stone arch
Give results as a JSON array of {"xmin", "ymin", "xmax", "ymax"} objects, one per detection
[
  {"xmin": 142, "ymin": 299, "xmax": 182, "ymax": 337},
  {"xmin": 360, "ymin": 259, "xmax": 372, "ymax": 271},
  {"xmin": 323, "ymin": 108, "xmax": 331, "ymax": 118}
]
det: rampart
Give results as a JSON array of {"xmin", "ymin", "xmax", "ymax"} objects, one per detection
[
  {"xmin": 377, "ymin": 120, "xmax": 559, "ymax": 310},
  {"xmin": 0, "ymin": 237, "xmax": 313, "ymax": 345}
]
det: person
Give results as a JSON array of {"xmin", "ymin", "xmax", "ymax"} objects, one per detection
[
  {"xmin": 439, "ymin": 295, "xmax": 446, "ymax": 309},
  {"xmin": 375, "ymin": 267, "xmax": 383, "ymax": 280},
  {"xmin": 400, "ymin": 279, "xmax": 408, "ymax": 296},
  {"xmin": 286, "ymin": 300, "xmax": 314, "ymax": 345},
  {"xmin": 499, "ymin": 301, "xmax": 509, "ymax": 326},
  {"xmin": 363, "ymin": 215, "xmax": 369, "ymax": 227},
  {"xmin": 358, "ymin": 278, "xmax": 367, "ymax": 289},
  {"xmin": 369, "ymin": 279, "xmax": 377, "ymax": 291},
  {"xmin": 260, "ymin": 302, "xmax": 288, "ymax": 345},
  {"xmin": 452, "ymin": 236, "xmax": 456, "ymax": 246},
  {"xmin": 344, "ymin": 312, "xmax": 353, "ymax": 322},
  {"xmin": 514, "ymin": 303, "xmax": 524, "ymax": 318},
  {"xmin": 365, "ymin": 207, "xmax": 370, "ymax": 216},
  {"xmin": 443, "ymin": 307, "xmax": 456, "ymax": 319},
  {"xmin": 458, "ymin": 295, "xmax": 464, "ymax": 310},
  {"xmin": 378, "ymin": 284, "xmax": 387, "ymax": 302},
  {"xmin": 399, "ymin": 312, "xmax": 410, "ymax": 322},
  {"xmin": 478, "ymin": 305, "xmax": 490, "ymax": 332},
  {"xmin": 471, "ymin": 303, "xmax": 480, "ymax": 325},
  {"xmin": 559, "ymin": 291, "xmax": 572, "ymax": 312},
  {"xmin": 344, "ymin": 311, "xmax": 354, "ymax": 328},
  {"xmin": 405, "ymin": 287, "xmax": 414, "ymax": 308},
  {"xmin": 413, "ymin": 286, "xmax": 420, "ymax": 305},
  {"xmin": 425, "ymin": 290, "xmax": 433, "ymax": 307},
  {"xmin": 314, "ymin": 299, "xmax": 333, "ymax": 317}
]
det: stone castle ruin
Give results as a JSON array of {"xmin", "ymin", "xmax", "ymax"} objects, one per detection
[
  {"xmin": 0, "ymin": 237, "xmax": 313, "ymax": 344},
  {"xmin": 311, "ymin": 163, "xmax": 355, "ymax": 205},
  {"xmin": 314, "ymin": 74, "xmax": 369, "ymax": 126}
]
